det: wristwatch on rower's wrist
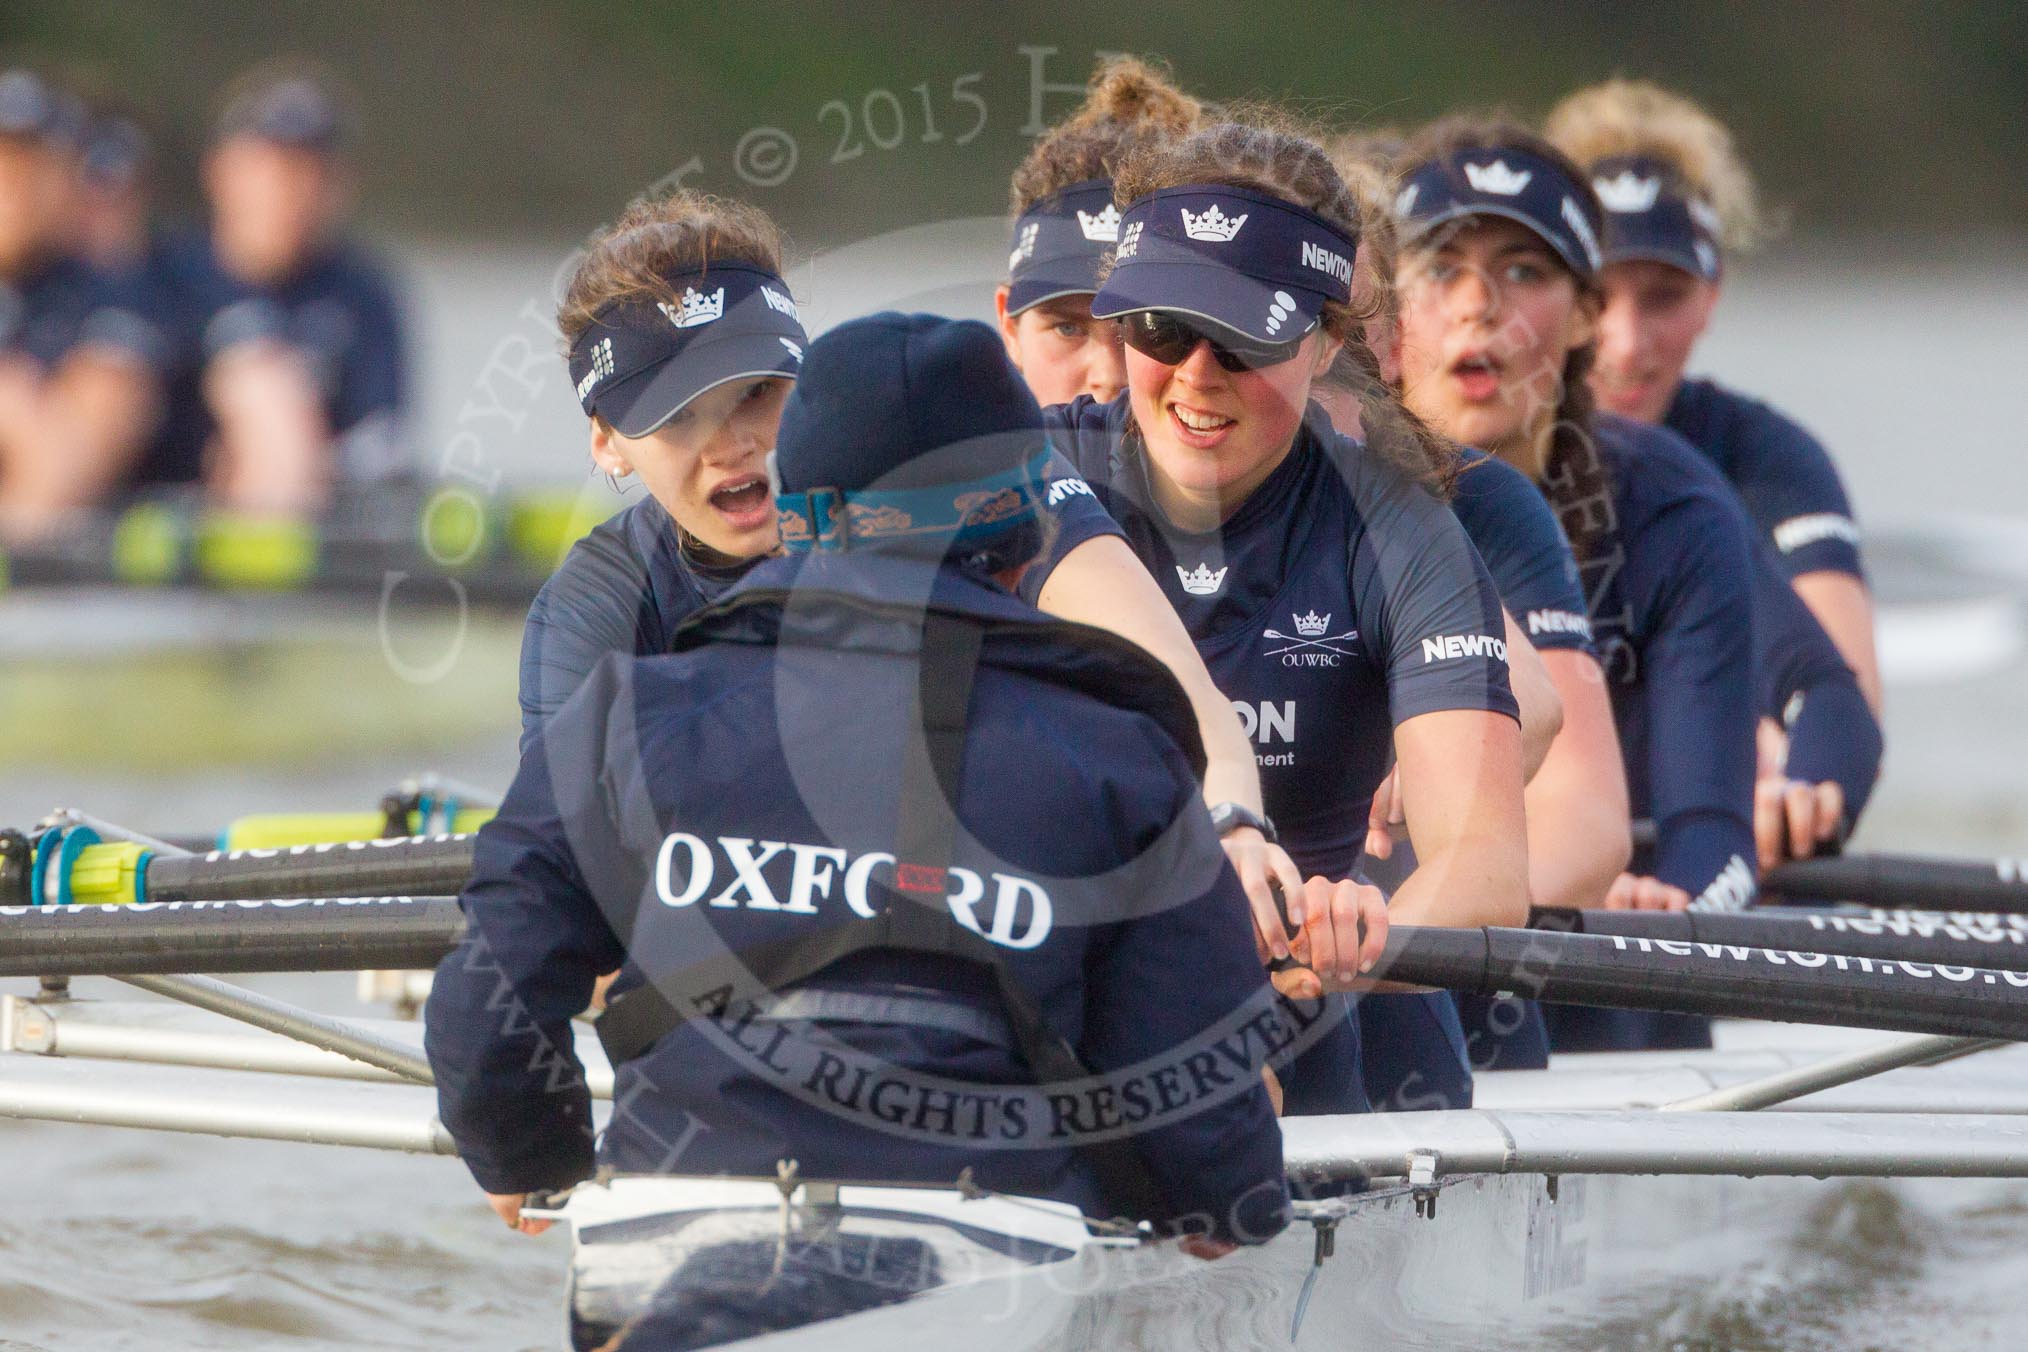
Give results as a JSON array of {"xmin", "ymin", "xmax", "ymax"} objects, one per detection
[{"xmin": 1209, "ymin": 801, "xmax": 1277, "ymax": 844}]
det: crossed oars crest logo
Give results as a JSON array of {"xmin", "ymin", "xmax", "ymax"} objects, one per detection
[{"xmin": 1263, "ymin": 610, "xmax": 1359, "ymax": 658}]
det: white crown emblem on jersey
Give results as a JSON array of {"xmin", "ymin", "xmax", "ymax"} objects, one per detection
[
  {"xmin": 1076, "ymin": 203, "xmax": 1121, "ymax": 242},
  {"xmin": 1181, "ymin": 204, "xmax": 1247, "ymax": 242},
  {"xmin": 1464, "ymin": 159, "xmax": 1532, "ymax": 196},
  {"xmin": 1177, "ymin": 562, "xmax": 1228, "ymax": 596},
  {"xmin": 1294, "ymin": 610, "xmax": 1331, "ymax": 637},
  {"xmin": 661, "ymin": 287, "xmax": 725, "ymax": 329},
  {"xmin": 1592, "ymin": 169, "xmax": 1661, "ymax": 214}
]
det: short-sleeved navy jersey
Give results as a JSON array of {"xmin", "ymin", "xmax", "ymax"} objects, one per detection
[
  {"xmin": 519, "ymin": 452, "xmax": 1124, "ymax": 751},
  {"xmin": 140, "ymin": 229, "xmax": 409, "ymax": 487},
  {"xmin": 1048, "ymin": 395, "xmax": 1519, "ymax": 883},
  {"xmin": 429, "ymin": 555, "xmax": 1290, "ymax": 1241},
  {"xmin": 1049, "ymin": 397, "xmax": 1517, "ymax": 1116},
  {"xmin": 0, "ymin": 252, "xmax": 168, "ymax": 374},
  {"xmin": 1665, "ymin": 376, "xmax": 1862, "ymax": 579},
  {"xmin": 1449, "ymin": 448, "xmax": 1593, "ymax": 654}
]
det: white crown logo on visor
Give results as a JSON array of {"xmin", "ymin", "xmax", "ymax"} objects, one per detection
[
  {"xmin": 1116, "ymin": 220, "xmax": 1144, "ymax": 259},
  {"xmin": 779, "ymin": 337, "xmax": 803, "ymax": 361},
  {"xmin": 1464, "ymin": 159, "xmax": 1532, "ymax": 196},
  {"xmin": 661, "ymin": 287, "xmax": 725, "ymax": 329},
  {"xmin": 1177, "ymin": 562, "xmax": 1228, "ymax": 595},
  {"xmin": 1181, "ymin": 204, "xmax": 1247, "ymax": 242},
  {"xmin": 1394, "ymin": 183, "xmax": 1420, "ymax": 217},
  {"xmin": 1693, "ymin": 240, "xmax": 1719, "ymax": 276},
  {"xmin": 1294, "ymin": 609, "xmax": 1331, "ymax": 637},
  {"xmin": 1077, "ymin": 203, "xmax": 1121, "ymax": 242},
  {"xmin": 1593, "ymin": 169, "xmax": 1661, "ymax": 214},
  {"xmin": 1688, "ymin": 196, "xmax": 1723, "ymax": 235}
]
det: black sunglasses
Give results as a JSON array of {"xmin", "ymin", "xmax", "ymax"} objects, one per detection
[{"xmin": 1120, "ymin": 310, "xmax": 1311, "ymax": 372}]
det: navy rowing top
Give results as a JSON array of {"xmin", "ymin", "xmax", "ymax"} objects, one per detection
[
  {"xmin": 1585, "ymin": 415, "xmax": 1761, "ymax": 909},
  {"xmin": 518, "ymin": 452, "xmax": 1125, "ymax": 751},
  {"xmin": 1449, "ymin": 448, "xmax": 1593, "ymax": 654},
  {"xmin": 1047, "ymin": 395, "xmax": 1519, "ymax": 882},
  {"xmin": 0, "ymin": 252, "xmax": 167, "ymax": 373},
  {"xmin": 140, "ymin": 228, "xmax": 409, "ymax": 488},
  {"xmin": 1748, "ymin": 530, "xmax": 1882, "ymax": 823},
  {"xmin": 1665, "ymin": 376, "xmax": 1862, "ymax": 579}
]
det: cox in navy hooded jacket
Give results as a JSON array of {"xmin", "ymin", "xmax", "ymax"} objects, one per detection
[{"xmin": 426, "ymin": 552, "xmax": 1291, "ymax": 1245}]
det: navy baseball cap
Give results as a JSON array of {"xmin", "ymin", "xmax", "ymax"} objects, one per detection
[
  {"xmin": 216, "ymin": 75, "xmax": 348, "ymax": 152},
  {"xmin": 774, "ymin": 313, "xmax": 1051, "ymax": 561},
  {"xmin": 1395, "ymin": 144, "xmax": 1604, "ymax": 281},
  {"xmin": 1590, "ymin": 155, "xmax": 1723, "ymax": 282},
  {"xmin": 0, "ymin": 69, "xmax": 84, "ymax": 147},
  {"xmin": 1090, "ymin": 183, "xmax": 1358, "ymax": 345},
  {"xmin": 568, "ymin": 263, "xmax": 807, "ymax": 438},
  {"xmin": 1005, "ymin": 179, "xmax": 1120, "ymax": 314}
]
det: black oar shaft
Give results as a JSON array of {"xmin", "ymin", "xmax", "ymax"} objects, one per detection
[
  {"xmin": 1764, "ymin": 853, "xmax": 2028, "ymax": 914},
  {"xmin": 1535, "ymin": 906, "xmax": 2028, "ymax": 973},
  {"xmin": 144, "ymin": 836, "xmax": 477, "ymax": 903},
  {"xmin": 11, "ymin": 903, "xmax": 2028, "ymax": 1040},
  {"xmin": 1377, "ymin": 925, "xmax": 2028, "ymax": 1042},
  {"xmin": 0, "ymin": 897, "xmax": 465, "ymax": 976}
]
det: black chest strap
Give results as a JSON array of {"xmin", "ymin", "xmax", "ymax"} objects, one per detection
[{"xmin": 595, "ymin": 609, "xmax": 1168, "ymax": 1227}]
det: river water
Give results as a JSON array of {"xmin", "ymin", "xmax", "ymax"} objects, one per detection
[{"xmin": 4, "ymin": 237, "xmax": 2028, "ymax": 1348}]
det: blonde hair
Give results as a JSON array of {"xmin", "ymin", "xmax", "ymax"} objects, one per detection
[
  {"xmin": 558, "ymin": 190, "xmax": 784, "ymax": 349},
  {"xmin": 1544, "ymin": 78, "xmax": 1769, "ymax": 252},
  {"xmin": 1008, "ymin": 55, "xmax": 1205, "ymax": 214},
  {"xmin": 1111, "ymin": 108, "xmax": 1459, "ymax": 495}
]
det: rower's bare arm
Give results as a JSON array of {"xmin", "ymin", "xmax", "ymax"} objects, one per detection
[
  {"xmin": 1792, "ymin": 570, "xmax": 1883, "ymax": 717},
  {"xmin": 0, "ymin": 350, "xmax": 156, "ymax": 539},
  {"xmin": 43, "ymin": 347, "xmax": 160, "ymax": 509},
  {"xmin": 1525, "ymin": 650, "xmax": 1632, "ymax": 908},
  {"xmin": 1503, "ymin": 610, "xmax": 1562, "ymax": 781},
  {"xmin": 1387, "ymin": 707, "xmax": 1529, "ymax": 929},
  {"xmin": 204, "ymin": 340, "xmax": 334, "ymax": 515},
  {"xmin": 1035, "ymin": 534, "xmax": 1305, "ymax": 958}
]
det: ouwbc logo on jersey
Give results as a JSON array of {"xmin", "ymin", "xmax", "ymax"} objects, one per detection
[
  {"xmin": 1263, "ymin": 610, "xmax": 1359, "ymax": 666},
  {"xmin": 654, "ymin": 832, "xmax": 1053, "ymax": 949},
  {"xmin": 1420, "ymin": 632, "xmax": 1509, "ymax": 664}
]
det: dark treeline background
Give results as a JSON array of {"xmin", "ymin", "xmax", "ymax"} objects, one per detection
[{"xmin": 7, "ymin": 0, "xmax": 2023, "ymax": 249}]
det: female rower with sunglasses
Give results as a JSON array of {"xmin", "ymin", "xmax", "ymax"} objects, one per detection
[
  {"xmin": 529, "ymin": 189, "xmax": 1314, "ymax": 966},
  {"xmin": 1546, "ymin": 79, "xmax": 1883, "ymax": 866},
  {"xmin": 1389, "ymin": 118, "xmax": 1878, "ymax": 1049},
  {"xmin": 1047, "ymin": 113, "xmax": 1530, "ymax": 1112},
  {"xmin": 1001, "ymin": 71, "xmax": 1566, "ymax": 797}
]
